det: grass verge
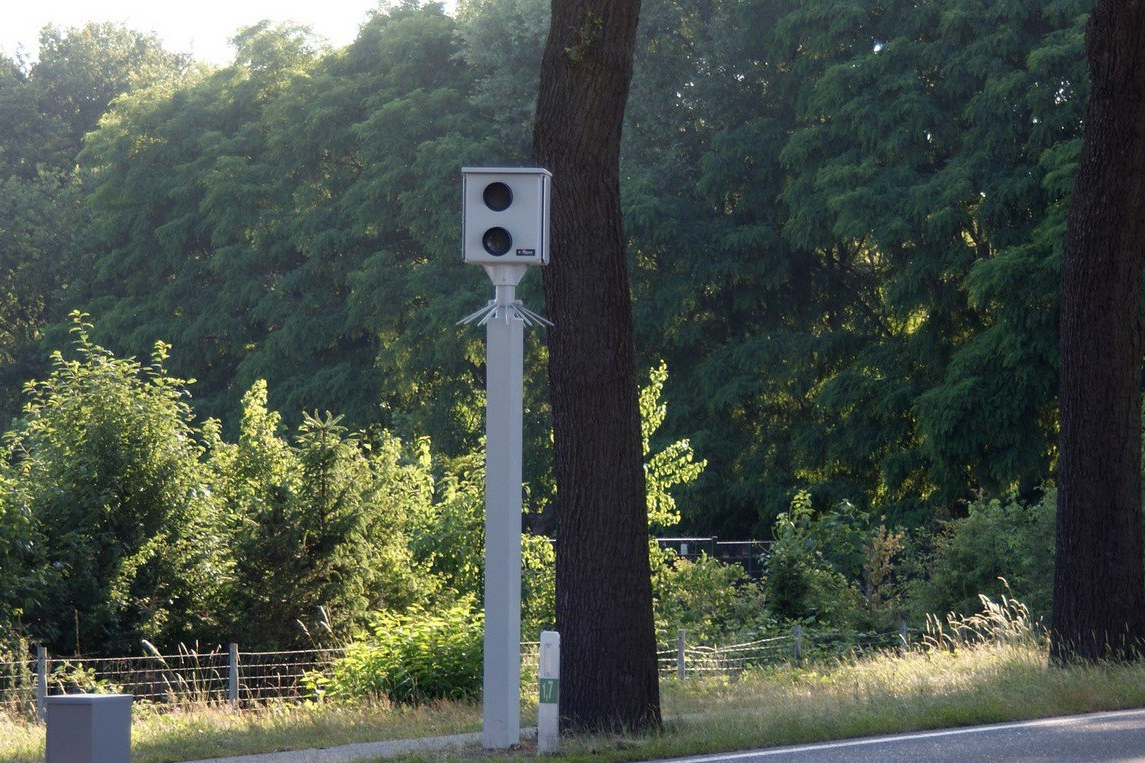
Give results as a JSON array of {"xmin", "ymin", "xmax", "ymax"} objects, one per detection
[{"xmin": 3, "ymin": 642, "xmax": 1145, "ymax": 763}]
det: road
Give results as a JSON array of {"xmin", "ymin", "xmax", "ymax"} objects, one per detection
[{"xmin": 663, "ymin": 709, "xmax": 1145, "ymax": 763}]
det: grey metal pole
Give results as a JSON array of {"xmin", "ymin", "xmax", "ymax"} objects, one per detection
[{"xmin": 482, "ymin": 290, "xmax": 524, "ymax": 749}]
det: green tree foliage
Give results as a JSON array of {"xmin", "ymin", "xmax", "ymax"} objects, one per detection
[
  {"xmin": 31, "ymin": 24, "xmax": 191, "ymax": 166},
  {"xmin": 0, "ymin": 318, "xmax": 503, "ymax": 653},
  {"xmin": 642, "ymin": 363, "xmax": 765, "ymax": 644},
  {"xmin": 0, "ymin": 0, "xmax": 1102, "ymax": 560},
  {"xmin": 652, "ymin": 552, "xmax": 766, "ymax": 644},
  {"xmin": 642, "ymin": 360, "xmax": 707, "ymax": 531},
  {"xmin": 455, "ymin": 0, "xmax": 548, "ymax": 156},
  {"xmin": 0, "ymin": 24, "xmax": 189, "ymax": 430},
  {"xmin": 73, "ymin": 5, "xmax": 532, "ymax": 458},
  {"xmin": 208, "ymin": 382, "xmax": 426, "ymax": 648},
  {"xmin": 1, "ymin": 314, "xmax": 222, "ymax": 655},
  {"xmin": 625, "ymin": 0, "xmax": 1089, "ymax": 532},
  {"xmin": 0, "ymin": 458, "xmax": 32, "ymax": 638},
  {"xmin": 0, "ymin": 23, "xmax": 189, "ymax": 180},
  {"xmin": 0, "ymin": 169, "xmax": 88, "ymax": 425},
  {"xmin": 763, "ymin": 491, "xmax": 867, "ymax": 625},
  {"xmin": 406, "ymin": 450, "xmax": 484, "ymax": 602}
]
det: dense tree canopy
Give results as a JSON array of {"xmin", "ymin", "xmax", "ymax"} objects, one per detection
[
  {"xmin": 0, "ymin": 24, "xmax": 190, "ymax": 428},
  {"xmin": 0, "ymin": 0, "xmax": 1092, "ymax": 546}
]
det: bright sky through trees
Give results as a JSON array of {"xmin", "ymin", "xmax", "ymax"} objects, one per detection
[{"xmin": 0, "ymin": 0, "xmax": 442, "ymax": 65}]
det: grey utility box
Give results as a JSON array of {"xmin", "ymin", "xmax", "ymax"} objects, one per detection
[{"xmin": 46, "ymin": 694, "xmax": 132, "ymax": 763}]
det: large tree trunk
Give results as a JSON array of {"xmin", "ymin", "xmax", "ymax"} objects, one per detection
[
  {"xmin": 532, "ymin": 0, "xmax": 661, "ymax": 731},
  {"xmin": 1053, "ymin": 0, "xmax": 1145, "ymax": 663}
]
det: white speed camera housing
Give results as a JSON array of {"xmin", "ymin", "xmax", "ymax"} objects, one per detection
[{"xmin": 462, "ymin": 167, "xmax": 551, "ymax": 266}]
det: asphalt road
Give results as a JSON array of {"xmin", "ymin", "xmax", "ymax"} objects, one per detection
[{"xmin": 663, "ymin": 709, "xmax": 1145, "ymax": 763}]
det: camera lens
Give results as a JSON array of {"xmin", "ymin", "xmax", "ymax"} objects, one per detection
[
  {"xmin": 483, "ymin": 182, "xmax": 513, "ymax": 211},
  {"xmin": 482, "ymin": 227, "xmax": 512, "ymax": 256}
]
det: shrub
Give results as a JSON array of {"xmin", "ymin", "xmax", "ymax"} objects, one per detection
[
  {"xmin": 908, "ymin": 490, "xmax": 1055, "ymax": 622},
  {"xmin": 653, "ymin": 548, "xmax": 768, "ymax": 644},
  {"xmin": 762, "ymin": 491, "xmax": 867, "ymax": 626},
  {"xmin": 315, "ymin": 598, "xmax": 483, "ymax": 704},
  {"xmin": 3, "ymin": 314, "xmax": 222, "ymax": 654}
]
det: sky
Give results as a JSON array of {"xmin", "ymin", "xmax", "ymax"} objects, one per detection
[{"xmin": 1, "ymin": 0, "xmax": 401, "ymax": 67}]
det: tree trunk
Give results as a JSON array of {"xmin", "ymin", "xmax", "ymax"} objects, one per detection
[
  {"xmin": 1053, "ymin": 0, "xmax": 1145, "ymax": 663},
  {"xmin": 532, "ymin": 0, "xmax": 661, "ymax": 731}
]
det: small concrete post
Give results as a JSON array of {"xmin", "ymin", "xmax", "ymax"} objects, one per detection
[
  {"xmin": 537, "ymin": 631, "xmax": 560, "ymax": 754},
  {"xmin": 46, "ymin": 694, "xmax": 132, "ymax": 763}
]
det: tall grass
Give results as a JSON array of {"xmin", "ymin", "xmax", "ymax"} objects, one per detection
[
  {"xmin": 553, "ymin": 644, "xmax": 1145, "ymax": 763},
  {"xmin": 5, "ymin": 602, "xmax": 1145, "ymax": 763},
  {"xmin": 0, "ymin": 698, "xmax": 488, "ymax": 763}
]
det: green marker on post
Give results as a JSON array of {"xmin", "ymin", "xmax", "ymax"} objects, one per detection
[{"xmin": 539, "ymin": 677, "xmax": 559, "ymax": 705}]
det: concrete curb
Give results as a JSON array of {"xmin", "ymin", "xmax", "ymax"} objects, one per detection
[
  {"xmin": 180, "ymin": 732, "xmax": 482, "ymax": 763},
  {"xmin": 181, "ymin": 728, "xmax": 538, "ymax": 763}
]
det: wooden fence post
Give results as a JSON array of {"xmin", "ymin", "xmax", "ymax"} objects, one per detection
[
  {"xmin": 228, "ymin": 643, "xmax": 239, "ymax": 708},
  {"xmin": 792, "ymin": 625, "xmax": 803, "ymax": 663},
  {"xmin": 36, "ymin": 646, "xmax": 48, "ymax": 721},
  {"xmin": 676, "ymin": 630, "xmax": 686, "ymax": 680}
]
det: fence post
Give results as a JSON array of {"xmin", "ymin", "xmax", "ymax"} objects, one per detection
[
  {"xmin": 36, "ymin": 646, "xmax": 48, "ymax": 721},
  {"xmin": 228, "ymin": 643, "xmax": 239, "ymax": 708},
  {"xmin": 792, "ymin": 625, "xmax": 803, "ymax": 663},
  {"xmin": 676, "ymin": 630, "xmax": 686, "ymax": 680},
  {"xmin": 899, "ymin": 620, "xmax": 909, "ymax": 649}
]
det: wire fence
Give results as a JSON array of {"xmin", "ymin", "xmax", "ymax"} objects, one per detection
[
  {"xmin": 0, "ymin": 625, "xmax": 906, "ymax": 720},
  {"xmin": 657, "ymin": 623, "xmax": 909, "ymax": 679},
  {"xmin": 0, "ymin": 644, "xmax": 354, "ymax": 719}
]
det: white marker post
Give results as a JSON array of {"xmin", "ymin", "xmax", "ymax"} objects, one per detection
[
  {"xmin": 538, "ymin": 630, "xmax": 561, "ymax": 753},
  {"xmin": 458, "ymin": 167, "xmax": 551, "ymax": 750}
]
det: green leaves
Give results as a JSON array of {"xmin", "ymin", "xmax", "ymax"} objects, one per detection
[
  {"xmin": 631, "ymin": 0, "xmax": 1090, "ymax": 531},
  {"xmin": 213, "ymin": 382, "xmax": 427, "ymax": 648},
  {"xmin": 0, "ymin": 0, "xmax": 1098, "ymax": 553},
  {"xmin": 2, "ymin": 313, "xmax": 217, "ymax": 654},
  {"xmin": 316, "ymin": 598, "xmax": 484, "ymax": 704},
  {"xmin": 641, "ymin": 361, "xmax": 706, "ymax": 531}
]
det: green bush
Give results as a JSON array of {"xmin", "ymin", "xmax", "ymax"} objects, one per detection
[
  {"xmin": 2, "ymin": 314, "xmax": 223, "ymax": 654},
  {"xmin": 314, "ymin": 598, "xmax": 483, "ymax": 704},
  {"xmin": 653, "ymin": 548, "xmax": 767, "ymax": 644},
  {"xmin": 908, "ymin": 490, "xmax": 1055, "ymax": 622},
  {"xmin": 762, "ymin": 491, "xmax": 867, "ymax": 626},
  {"xmin": 521, "ymin": 532, "xmax": 555, "ymax": 638}
]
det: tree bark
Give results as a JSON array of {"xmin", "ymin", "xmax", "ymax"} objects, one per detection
[
  {"xmin": 1053, "ymin": 0, "xmax": 1145, "ymax": 663},
  {"xmin": 532, "ymin": 0, "xmax": 661, "ymax": 731}
]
